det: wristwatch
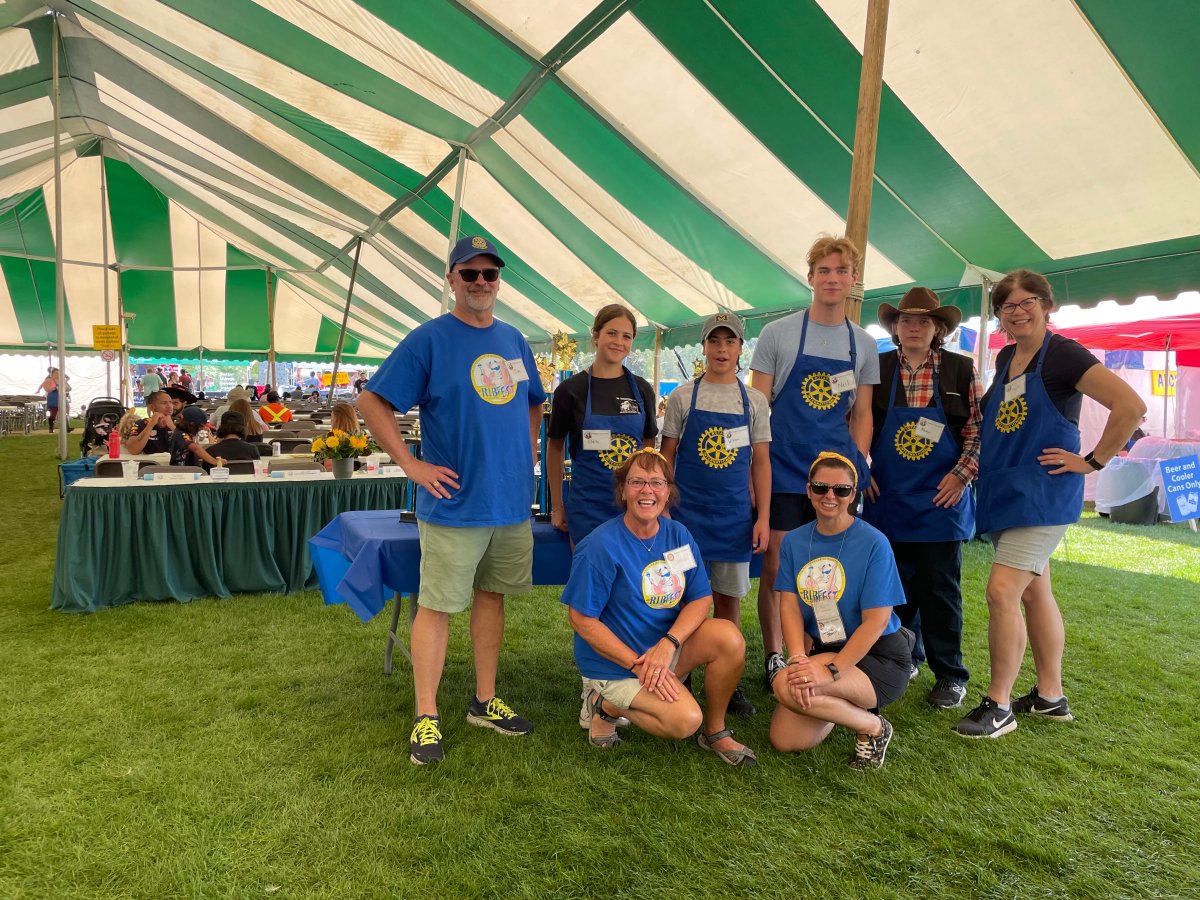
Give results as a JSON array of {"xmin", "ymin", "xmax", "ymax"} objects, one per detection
[
  {"xmin": 1083, "ymin": 452, "xmax": 1106, "ymax": 471},
  {"xmin": 825, "ymin": 662, "xmax": 841, "ymax": 681}
]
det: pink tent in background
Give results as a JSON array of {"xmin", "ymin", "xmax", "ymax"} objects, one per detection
[{"xmin": 987, "ymin": 314, "xmax": 1200, "ymax": 351}]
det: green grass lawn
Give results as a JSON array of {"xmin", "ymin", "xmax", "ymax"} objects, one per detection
[{"xmin": 2, "ymin": 433, "xmax": 1199, "ymax": 899}]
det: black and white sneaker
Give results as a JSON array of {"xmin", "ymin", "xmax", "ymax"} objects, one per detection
[
  {"xmin": 953, "ymin": 696, "xmax": 1017, "ymax": 739},
  {"xmin": 926, "ymin": 678, "xmax": 967, "ymax": 709},
  {"xmin": 764, "ymin": 653, "xmax": 786, "ymax": 691},
  {"xmin": 909, "ymin": 663, "xmax": 920, "ymax": 682},
  {"xmin": 409, "ymin": 714, "xmax": 445, "ymax": 765},
  {"xmin": 466, "ymin": 696, "xmax": 534, "ymax": 736},
  {"xmin": 848, "ymin": 716, "xmax": 893, "ymax": 770},
  {"xmin": 1012, "ymin": 686, "xmax": 1074, "ymax": 721},
  {"xmin": 727, "ymin": 686, "xmax": 757, "ymax": 718}
]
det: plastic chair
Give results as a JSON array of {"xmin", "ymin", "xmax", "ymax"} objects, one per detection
[{"xmin": 225, "ymin": 460, "xmax": 257, "ymax": 476}]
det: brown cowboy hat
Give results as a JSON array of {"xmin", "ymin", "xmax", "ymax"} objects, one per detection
[{"xmin": 878, "ymin": 287, "xmax": 961, "ymax": 331}]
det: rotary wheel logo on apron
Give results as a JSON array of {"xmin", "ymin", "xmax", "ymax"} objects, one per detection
[
  {"xmin": 599, "ymin": 433, "xmax": 638, "ymax": 470},
  {"xmin": 800, "ymin": 372, "xmax": 838, "ymax": 410},
  {"xmin": 994, "ymin": 397, "xmax": 1028, "ymax": 433},
  {"xmin": 893, "ymin": 421, "xmax": 935, "ymax": 461},
  {"xmin": 697, "ymin": 426, "xmax": 738, "ymax": 469}
]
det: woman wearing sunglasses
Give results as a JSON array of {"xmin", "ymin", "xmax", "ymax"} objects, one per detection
[
  {"xmin": 561, "ymin": 448, "xmax": 756, "ymax": 766},
  {"xmin": 954, "ymin": 270, "xmax": 1144, "ymax": 739},
  {"xmin": 770, "ymin": 452, "xmax": 913, "ymax": 769}
]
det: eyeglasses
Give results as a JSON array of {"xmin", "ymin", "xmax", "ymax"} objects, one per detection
[
  {"xmin": 808, "ymin": 481, "xmax": 855, "ymax": 498},
  {"xmin": 627, "ymin": 477, "xmax": 669, "ymax": 491},
  {"xmin": 998, "ymin": 297, "xmax": 1041, "ymax": 315},
  {"xmin": 456, "ymin": 267, "xmax": 500, "ymax": 283}
]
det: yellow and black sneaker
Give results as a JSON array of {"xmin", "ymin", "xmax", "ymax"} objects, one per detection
[
  {"xmin": 466, "ymin": 696, "xmax": 534, "ymax": 736},
  {"xmin": 409, "ymin": 714, "xmax": 444, "ymax": 765}
]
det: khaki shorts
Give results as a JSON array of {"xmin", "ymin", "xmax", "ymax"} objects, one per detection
[
  {"xmin": 416, "ymin": 520, "xmax": 533, "ymax": 613},
  {"xmin": 582, "ymin": 646, "xmax": 683, "ymax": 710},
  {"xmin": 708, "ymin": 560, "xmax": 751, "ymax": 598},
  {"xmin": 989, "ymin": 524, "xmax": 1070, "ymax": 576}
]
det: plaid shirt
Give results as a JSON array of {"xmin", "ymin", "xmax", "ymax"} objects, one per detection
[{"xmin": 897, "ymin": 348, "xmax": 983, "ymax": 484}]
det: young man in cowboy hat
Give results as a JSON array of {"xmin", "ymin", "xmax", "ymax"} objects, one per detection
[{"xmin": 863, "ymin": 287, "xmax": 983, "ymax": 709}]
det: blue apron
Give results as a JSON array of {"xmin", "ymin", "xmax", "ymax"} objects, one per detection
[
  {"xmin": 674, "ymin": 378, "xmax": 753, "ymax": 563},
  {"xmin": 566, "ymin": 368, "xmax": 645, "ymax": 545},
  {"xmin": 976, "ymin": 333, "xmax": 1083, "ymax": 534},
  {"xmin": 863, "ymin": 359, "xmax": 974, "ymax": 541},
  {"xmin": 770, "ymin": 312, "xmax": 869, "ymax": 492},
  {"xmin": 47, "ymin": 388, "xmax": 60, "ymax": 408}
]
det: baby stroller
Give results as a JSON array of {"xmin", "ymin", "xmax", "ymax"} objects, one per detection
[{"xmin": 79, "ymin": 397, "xmax": 127, "ymax": 456}]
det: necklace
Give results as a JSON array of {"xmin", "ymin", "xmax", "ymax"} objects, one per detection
[
  {"xmin": 808, "ymin": 518, "xmax": 853, "ymax": 564},
  {"xmin": 629, "ymin": 521, "xmax": 659, "ymax": 553}
]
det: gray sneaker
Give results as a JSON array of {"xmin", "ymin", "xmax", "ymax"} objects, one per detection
[
  {"xmin": 926, "ymin": 678, "xmax": 967, "ymax": 709},
  {"xmin": 848, "ymin": 716, "xmax": 893, "ymax": 770},
  {"xmin": 1012, "ymin": 686, "xmax": 1073, "ymax": 721},
  {"xmin": 763, "ymin": 652, "xmax": 787, "ymax": 691}
]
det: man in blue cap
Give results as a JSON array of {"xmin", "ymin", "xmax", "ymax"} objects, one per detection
[{"xmin": 357, "ymin": 235, "xmax": 545, "ymax": 766}]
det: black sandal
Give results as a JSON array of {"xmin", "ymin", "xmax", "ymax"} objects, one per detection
[{"xmin": 586, "ymin": 690, "xmax": 623, "ymax": 749}]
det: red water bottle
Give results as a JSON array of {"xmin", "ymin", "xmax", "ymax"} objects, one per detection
[{"xmin": 108, "ymin": 430, "xmax": 120, "ymax": 458}]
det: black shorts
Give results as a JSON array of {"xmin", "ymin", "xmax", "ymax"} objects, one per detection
[
  {"xmin": 814, "ymin": 627, "xmax": 915, "ymax": 710},
  {"xmin": 770, "ymin": 491, "xmax": 864, "ymax": 532}
]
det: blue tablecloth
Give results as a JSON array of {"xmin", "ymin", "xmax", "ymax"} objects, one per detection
[{"xmin": 310, "ymin": 511, "xmax": 573, "ymax": 623}]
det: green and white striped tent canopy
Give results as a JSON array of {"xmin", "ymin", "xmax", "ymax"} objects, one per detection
[{"xmin": 2, "ymin": 1, "xmax": 1198, "ymax": 360}]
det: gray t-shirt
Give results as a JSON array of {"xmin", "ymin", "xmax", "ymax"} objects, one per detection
[
  {"xmin": 749, "ymin": 310, "xmax": 880, "ymax": 401},
  {"xmin": 662, "ymin": 379, "xmax": 771, "ymax": 443}
]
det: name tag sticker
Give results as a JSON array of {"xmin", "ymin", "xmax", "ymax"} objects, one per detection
[
  {"xmin": 505, "ymin": 358, "xmax": 529, "ymax": 381},
  {"xmin": 1004, "ymin": 374, "xmax": 1026, "ymax": 403},
  {"xmin": 813, "ymin": 598, "xmax": 848, "ymax": 643},
  {"xmin": 663, "ymin": 544, "xmax": 697, "ymax": 574},
  {"xmin": 830, "ymin": 370, "xmax": 856, "ymax": 394},
  {"xmin": 582, "ymin": 429, "xmax": 611, "ymax": 450},
  {"xmin": 914, "ymin": 417, "xmax": 946, "ymax": 442},
  {"xmin": 724, "ymin": 425, "xmax": 751, "ymax": 449}
]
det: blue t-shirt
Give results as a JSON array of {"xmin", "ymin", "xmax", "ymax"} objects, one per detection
[
  {"xmin": 561, "ymin": 515, "xmax": 711, "ymax": 681},
  {"xmin": 774, "ymin": 519, "xmax": 904, "ymax": 643},
  {"xmin": 368, "ymin": 314, "xmax": 545, "ymax": 526}
]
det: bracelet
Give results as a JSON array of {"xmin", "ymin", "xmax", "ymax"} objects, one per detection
[
  {"xmin": 1083, "ymin": 451, "xmax": 1106, "ymax": 471},
  {"xmin": 663, "ymin": 633, "xmax": 681, "ymax": 650}
]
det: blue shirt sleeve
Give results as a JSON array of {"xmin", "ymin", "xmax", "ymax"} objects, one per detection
[
  {"xmin": 560, "ymin": 551, "xmax": 614, "ymax": 619},
  {"xmin": 857, "ymin": 530, "xmax": 906, "ymax": 609},
  {"xmin": 364, "ymin": 330, "xmax": 431, "ymax": 414},
  {"xmin": 521, "ymin": 340, "xmax": 545, "ymax": 407},
  {"xmin": 774, "ymin": 531, "xmax": 798, "ymax": 593}
]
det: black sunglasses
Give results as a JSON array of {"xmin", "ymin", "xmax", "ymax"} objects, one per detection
[
  {"xmin": 808, "ymin": 481, "xmax": 855, "ymax": 498},
  {"xmin": 456, "ymin": 267, "xmax": 500, "ymax": 283}
]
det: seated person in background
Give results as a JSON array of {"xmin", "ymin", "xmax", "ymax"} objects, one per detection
[
  {"xmin": 169, "ymin": 406, "xmax": 212, "ymax": 467},
  {"xmin": 193, "ymin": 411, "xmax": 262, "ymax": 471},
  {"xmin": 258, "ymin": 391, "xmax": 293, "ymax": 426},
  {"xmin": 124, "ymin": 391, "xmax": 176, "ymax": 454},
  {"xmin": 227, "ymin": 397, "xmax": 267, "ymax": 443},
  {"xmin": 562, "ymin": 448, "xmax": 756, "ymax": 766},
  {"xmin": 213, "ymin": 385, "xmax": 247, "ymax": 430},
  {"xmin": 308, "ymin": 389, "xmax": 322, "ymax": 402},
  {"xmin": 770, "ymin": 452, "xmax": 914, "ymax": 771},
  {"xmin": 330, "ymin": 401, "xmax": 359, "ymax": 433},
  {"xmin": 282, "ymin": 391, "xmax": 292, "ymax": 401}
]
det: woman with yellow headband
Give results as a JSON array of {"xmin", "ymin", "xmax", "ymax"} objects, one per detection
[
  {"xmin": 561, "ymin": 447, "xmax": 756, "ymax": 766},
  {"xmin": 769, "ymin": 451, "xmax": 914, "ymax": 769}
]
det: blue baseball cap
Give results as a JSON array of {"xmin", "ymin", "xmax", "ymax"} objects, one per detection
[{"xmin": 448, "ymin": 234, "xmax": 505, "ymax": 270}]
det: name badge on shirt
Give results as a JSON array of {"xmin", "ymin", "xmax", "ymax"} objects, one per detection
[
  {"xmin": 830, "ymin": 370, "xmax": 856, "ymax": 394},
  {"xmin": 724, "ymin": 425, "xmax": 750, "ymax": 449},
  {"xmin": 505, "ymin": 358, "xmax": 529, "ymax": 381},
  {"xmin": 914, "ymin": 417, "xmax": 946, "ymax": 443},
  {"xmin": 813, "ymin": 598, "xmax": 848, "ymax": 644},
  {"xmin": 663, "ymin": 544, "xmax": 697, "ymax": 575},
  {"xmin": 582, "ymin": 429, "xmax": 611, "ymax": 450},
  {"xmin": 1004, "ymin": 374, "xmax": 1026, "ymax": 403}
]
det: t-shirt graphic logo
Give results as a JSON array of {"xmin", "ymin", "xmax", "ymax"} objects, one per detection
[
  {"xmin": 796, "ymin": 557, "xmax": 845, "ymax": 605},
  {"xmin": 642, "ymin": 561, "xmax": 684, "ymax": 609},
  {"xmin": 471, "ymin": 354, "xmax": 517, "ymax": 405}
]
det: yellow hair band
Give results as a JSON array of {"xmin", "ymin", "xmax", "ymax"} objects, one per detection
[
  {"xmin": 809, "ymin": 451, "xmax": 858, "ymax": 488},
  {"xmin": 632, "ymin": 447, "xmax": 668, "ymax": 462}
]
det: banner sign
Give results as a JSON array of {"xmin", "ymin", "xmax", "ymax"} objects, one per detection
[
  {"xmin": 1160, "ymin": 455, "xmax": 1200, "ymax": 522},
  {"xmin": 1151, "ymin": 370, "xmax": 1176, "ymax": 397},
  {"xmin": 92, "ymin": 325, "xmax": 122, "ymax": 350}
]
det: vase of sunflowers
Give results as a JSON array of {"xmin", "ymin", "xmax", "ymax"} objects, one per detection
[{"xmin": 312, "ymin": 429, "xmax": 373, "ymax": 479}]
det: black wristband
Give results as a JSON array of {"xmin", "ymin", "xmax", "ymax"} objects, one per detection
[
  {"xmin": 1084, "ymin": 451, "xmax": 1105, "ymax": 471},
  {"xmin": 663, "ymin": 632, "xmax": 681, "ymax": 650}
]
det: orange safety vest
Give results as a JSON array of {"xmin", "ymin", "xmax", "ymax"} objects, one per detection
[{"xmin": 260, "ymin": 403, "xmax": 291, "ymax": 423}]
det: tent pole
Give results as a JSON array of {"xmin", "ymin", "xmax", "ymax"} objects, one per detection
[
  {"xmin": 101, "ymin": 144, "xmax": 112, "ymax": 398},
  {"xmin": 652, "ymin": 327, "xmax": 663, "ymax": 401},
  {"xmin": 977, "ymin": 276, "xmax": 991, "ymax": 388},
  {"xmin": 1164, "ymin": 334, "xmax": 1172, "ymax": 437},
  {"xmin": 117, "ymin": 273, "xmax": 130, "ymax": 407},
  {"xmin": 51, "ymin": 14, "xmax": 68, "ymax": 459},
  {"xmin": 440, "ymin": 147, "xmax": 469, "ymax": 315},
  {"xmin": 266, "ymin": 266, "xmax": 276, "ymax": 388},
  {"xmin": 843, "ymin": 0, "xmax": 890, "ymax": 326},
  {"xmin": 329, "ymin": 238, "xmax": 363, "ymax": 409}
]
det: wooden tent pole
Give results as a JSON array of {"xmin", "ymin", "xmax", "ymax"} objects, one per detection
[
  {"xmin": 440, "ymin": 147, "xmax": 469, "ymax": 315},
  {"xmin": 843, "ymin": 0, "xmax": 890, "ymax": 326},
  {"xmin": 52, "ymin": 15, "xmax": 68, "ymax": 458},
  {"xmin": 329, "ymin": 238, "xmax": 363, "ymax": 408},
  {"xmin": 266, "ymin": 266, "xmax": 276, "ymax": 387}
]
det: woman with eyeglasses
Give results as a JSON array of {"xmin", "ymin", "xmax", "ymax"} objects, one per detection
[
  {"xmin": 561, "ymin": 448, "xmax": 756, "ymax": 766},
  {"xmin": 770, "ymin": 452, "xmax": 913, "ymax": 770},
  {"xmin": 954, "ymin": 270, "xmax": 1144, "ymax": 739},
  {"xmin": 547, "ymin": 304, "xmax": 657, "ymax": 546}
]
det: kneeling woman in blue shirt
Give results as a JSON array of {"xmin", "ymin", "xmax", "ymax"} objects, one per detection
[
  {"xmin": 561, "ymin": 448, "xmax": 756, "ymax": 766},
  {"xmin": 771, "ymin": 452, "xmax": 914, "ymax": 770}
]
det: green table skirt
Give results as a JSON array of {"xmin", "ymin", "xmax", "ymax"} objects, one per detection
[{"xmin": 52, "ymin": 478, "xmax": 408, "ymax": 612}]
